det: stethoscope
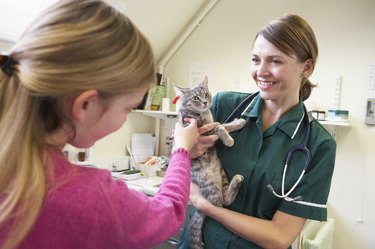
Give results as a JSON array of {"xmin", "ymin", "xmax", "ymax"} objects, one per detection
[{"xmin": 224, "ymin": 92, "xmax": 326, "ymax": 208}]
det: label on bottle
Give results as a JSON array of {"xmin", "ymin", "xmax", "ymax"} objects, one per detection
[{"xmin": 150, "ymin": 85, "xmax": 165, "ymax": 110}]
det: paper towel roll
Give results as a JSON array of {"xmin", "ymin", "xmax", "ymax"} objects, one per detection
[{"xmin": 162, "ymin": 98, "xmax": 170, "ymax": 112}]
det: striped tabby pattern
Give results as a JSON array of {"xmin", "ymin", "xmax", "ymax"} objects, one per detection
[{"xmin": 175, "ymin": 77, "xmax": 246, "ymax": 249}]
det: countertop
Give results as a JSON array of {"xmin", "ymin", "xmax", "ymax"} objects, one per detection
[{"xmin": 112, "ymin": 172, "xmax": 163, "ymax": 196}]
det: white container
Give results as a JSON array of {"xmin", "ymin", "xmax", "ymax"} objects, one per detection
[
  {"xmin": 162, "ymin": 98, "xmax": 170, "ymax": 112},
  {"xmin": 326, "ymin": 110, "xmax": 349, "ymax": 122},
  {"xmin": 136, "ymin": 164, "xmax": 157, "ymax": 177}
]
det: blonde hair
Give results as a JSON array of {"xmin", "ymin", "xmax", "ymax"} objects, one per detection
[
  {"xmin": 256, "ymin": 14, "xmax": 318, "ymax": 101},
  {"xmin": 0, "ymin": 0, "xmax": 155, "ymax": 248}
]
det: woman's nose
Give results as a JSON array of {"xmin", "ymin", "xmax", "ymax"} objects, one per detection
[{"xmin": 256, "ymin": 62, "xmax": 270, "ymax": 76}]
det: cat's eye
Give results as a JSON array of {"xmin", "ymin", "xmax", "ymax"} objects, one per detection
[
  {"xmin": 205, "ymin": 93, "xmax": 210, "ymax": 98},
  {"xmin": 193, "ymin": 96, "xmax": 200, "ymax": 101}
]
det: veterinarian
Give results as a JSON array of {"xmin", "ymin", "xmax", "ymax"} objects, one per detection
[{"xmin": 178, "ymin": 14, "xmax": 336, "ymax": 249}]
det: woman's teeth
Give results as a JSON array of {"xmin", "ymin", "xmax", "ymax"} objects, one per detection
[{"xmin": 259, "ymin": 81, "xmax": 275, "ymax": 86}]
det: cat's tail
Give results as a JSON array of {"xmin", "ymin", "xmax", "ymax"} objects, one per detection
[{"xmin": 189, "ymin": 210, "xmax": 205, "ymax": 249}]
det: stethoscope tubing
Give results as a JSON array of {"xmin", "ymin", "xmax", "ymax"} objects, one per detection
[
  {"xmin": 224, "ymin": 92, "xmax": 326, "ymax": 209},
  {"xmin": 223, "ymin": 92, "xmax": 258, "ymax": 124}
]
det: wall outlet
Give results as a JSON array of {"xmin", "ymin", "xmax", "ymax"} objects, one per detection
[
  {"xmin": 109, "ymin": 160, "xmax": 120, "ymax": 171},
  {"xmin": 86, "ymin": 156, "xmax": 130, "ymax": 171},
  {"xmin": 108, "ymin": 156, "xmax": 130, "ymax": 171}
]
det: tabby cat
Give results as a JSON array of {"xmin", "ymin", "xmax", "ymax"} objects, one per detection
[{"xmin": 175, "ymin": 77, "xmax": 246, "ymax": 249}]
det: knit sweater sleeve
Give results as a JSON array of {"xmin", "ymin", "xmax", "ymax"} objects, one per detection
[
  {"xmin": 99, "ymin": 149, "xmax": 191, "ymax": 249},
  {"xmin": 9, "ymin": 150, "xmax": 190, "ymax": 249}
]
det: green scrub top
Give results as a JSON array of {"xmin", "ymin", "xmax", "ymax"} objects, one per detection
[{"xmin": 178, "ymin": 91, "xmax": 336, "ymax": 249}]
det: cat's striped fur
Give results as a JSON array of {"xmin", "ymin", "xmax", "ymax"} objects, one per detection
[{"xmin": 175, "ymin": 77, "xmax": 246, "ymax": 249}]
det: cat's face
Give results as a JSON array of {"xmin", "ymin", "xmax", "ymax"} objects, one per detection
[{"xmin": 175, "ymin": 77, "xmax": 212, "ymax": 114}]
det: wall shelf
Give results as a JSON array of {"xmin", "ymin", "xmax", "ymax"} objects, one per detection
[
  {"xmin": 319, "ymin": 120, "xmax": 350, "ymax": 139},
  {"xmin": 132, "ymin": 109, "xmax": 178, "ymax": 119},
  {"xmin": 319, "ymin": 120, "xmax": 350, "ymax": 126}
]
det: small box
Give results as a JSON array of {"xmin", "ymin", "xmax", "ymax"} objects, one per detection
[
  {"xmin": 326, "ymin": 110, "xmax": 349, "ymax": 122},
  {"xmin": 311, "ymin": 110, "xmax": 326, "ymax": 121}
]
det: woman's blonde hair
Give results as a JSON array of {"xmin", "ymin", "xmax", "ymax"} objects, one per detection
[
  {"xmin": 256, "ymin": 14, "xmax": 318, "ymax": 101},
  {"xmin": 0, "ymin": 0, "xmax": 155, "ymax": 248}
]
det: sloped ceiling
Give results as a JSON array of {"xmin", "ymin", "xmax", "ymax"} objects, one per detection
[
  {"xmin": 0, "ymin": 0, "xmax": 206, "ymax": 62},
  {"xmin": 113, "ymin": 0, "xmax": 206, "ymax": 62},
  {"xmin": 0, "ymin": 0, "xmax": 58, "ymax": 41}
]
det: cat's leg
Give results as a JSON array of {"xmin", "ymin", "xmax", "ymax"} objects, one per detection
[
  {"xmin": 215, "ymin": 125, "xmax": 234, "ymax": 147},
  {"xmin": 223, "ymin": 174, "xmax": 244, "ymax": 206},
  {"xmin": 220, "ymin": 167, "xmax": 231, "ymax": 203},
  {"xmin": 216, "ymin": 118, "xmax": 247, "ymax": 147},
  {"xmin": 220, "ymin": 167, "xmax": 241, "ymax": 206},
  {"xmin": 222, "ymin": 118, "xmax": 247, "ymax": 133},
  {"xmin": 189, "ymin": 210, "xmax": 205, "ymax": 249}
]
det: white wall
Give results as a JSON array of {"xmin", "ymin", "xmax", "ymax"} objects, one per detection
[
  {"xmin": 0, "ymin": 39, "xmax": 13, "ymax": 50},
  {"xmin": 164, "ymin": 0, "xmax": 375, "ymax": 248},
  {"xmin": 90, "ymin": 113, "xmax": 155, "ymax": 160},
  {"xmin": 1, "ymin": 1, "xmax": 374, "ymax": 247}
]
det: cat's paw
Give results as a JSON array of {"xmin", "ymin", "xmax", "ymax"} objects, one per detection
[
  {"xmin": 233, "ymin": 118, "xmax": 247, "ymax": 129},
  {"xmin": 217, "ymin": 126, "xmax": 234, "ymax": 147},
  {"xmin": 232, "ymin": 174, "xmax": 244, "ymax": 188},
  {"xmin": 223, "ymin": 137, "xmax": 234, "ymax": 147}
]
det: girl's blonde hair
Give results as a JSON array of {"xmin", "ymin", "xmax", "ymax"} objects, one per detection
[{"xmin": 0, "ymin": 0, "xmax": 155, "ymax": 248}]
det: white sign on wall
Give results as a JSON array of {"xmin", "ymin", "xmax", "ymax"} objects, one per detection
[{"xmin": 189, "ymin": 61, "xmax": 212, "ymax": 86}]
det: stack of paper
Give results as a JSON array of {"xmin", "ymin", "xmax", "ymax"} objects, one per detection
[{"xmin": 130, "ymin": 133, "xmax": 155, "ymax": 165}]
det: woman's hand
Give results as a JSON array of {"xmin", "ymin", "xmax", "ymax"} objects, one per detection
[
  {"xmin": 188, "ymin": 122, "xmax": 220, "ymax": 159},
  {"xmin": 173, "ymin": 119, "xmax": 199, "ymax": 151},
  {"xmin": 189, "ymin": 183, "xmax": 213, "ymax": 213}
]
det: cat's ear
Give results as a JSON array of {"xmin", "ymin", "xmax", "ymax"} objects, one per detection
[
  {"xmin": 200, "ymin": 76, "xmax": 208, "ymax": 88},
  {"xmin": 174, "ymin": 85, "xmax": 187, "ymax": 95},
  {"xmin": 173, "ymin": 85, "xmax": 185, "ymax": 105}
]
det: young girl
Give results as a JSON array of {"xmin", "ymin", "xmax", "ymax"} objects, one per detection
[{"xmin": 0, "ymin": 1, "xmax": 199, "ymax": 249}]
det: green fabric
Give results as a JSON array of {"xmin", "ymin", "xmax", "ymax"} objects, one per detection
[{"xmin": 178, "ymin": 91, "xmax": 336, "ymax": 249}]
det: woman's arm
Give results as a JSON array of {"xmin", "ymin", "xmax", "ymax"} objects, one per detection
[{"xmin": 189, "ymin": 184, "xmax": 306, "ymax": 249}]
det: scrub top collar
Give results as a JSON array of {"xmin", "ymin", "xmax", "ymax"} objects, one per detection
[
  {"xmin": 241, "ymin": 94, "xmax": 306, "ymax": 140},
  {"xmin": 240, "ymin": 92, "xmax": 261, "ymax": 118}
]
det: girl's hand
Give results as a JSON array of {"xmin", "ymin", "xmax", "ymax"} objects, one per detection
[{"xmin": 173, "ymin": 119, "xmax": 199, "ymax": 151}]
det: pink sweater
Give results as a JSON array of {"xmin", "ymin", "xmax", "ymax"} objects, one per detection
[{"xmin": 3, "ymin": 149, "xmax": 190, "ymax": 249}]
